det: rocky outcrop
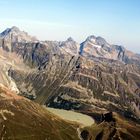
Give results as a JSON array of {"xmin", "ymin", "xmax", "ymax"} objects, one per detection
[
  {"xmin": 101, "ymin": 112, "xmax": 115, "ymax": 122},
  {"xmin": 80, "ymin": 113, "xmax": 140, "ymax": 140}
]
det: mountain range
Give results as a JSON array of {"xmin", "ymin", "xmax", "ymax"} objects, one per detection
[{"xmin": 0, "ymin": 26, "xmax": 140, "ymax": 139}]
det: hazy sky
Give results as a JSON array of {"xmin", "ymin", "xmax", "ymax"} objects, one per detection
[{"xmin": 0, "ymin": 0, "xmax": 140, "ymax": 53}]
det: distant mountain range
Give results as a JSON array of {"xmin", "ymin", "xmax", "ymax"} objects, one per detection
[
  {"xmin": 1, "ymin": 26, "xmax": 140, "ymax": 64},
  {"xmin": 0, "ymin": 26, "xmax": 140, "ymax": 139}
]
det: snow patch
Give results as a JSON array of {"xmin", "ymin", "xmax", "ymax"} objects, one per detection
[{"xmin": 88, "ymin": 41, "xmax": 101, "ymax": 48}]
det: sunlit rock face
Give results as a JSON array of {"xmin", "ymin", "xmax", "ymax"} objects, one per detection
[{"xmin": 0, "ymin": 26, "xmax": 140, "ymax": 123}]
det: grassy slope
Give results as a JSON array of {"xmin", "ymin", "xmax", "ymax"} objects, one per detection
[
  {"xmin": 0, "ymin": 85, "xmax": 80, "ymax": 140},
  {"xmin": 0, "ymin": 85, "xmax": 140, "ymax": 140}
]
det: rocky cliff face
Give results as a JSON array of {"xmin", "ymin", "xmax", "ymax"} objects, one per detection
[{"xmin": 0, "ymin": 26, "xmax": 140, "ymax": 123}]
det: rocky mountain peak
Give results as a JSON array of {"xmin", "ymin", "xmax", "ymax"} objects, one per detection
[
  {"xmin": 0, "ymin": 27, "xmax": 140, "ymax": 64},
  {"xmin": 96, "ymin": 36, "xmax": 108, "ymax": 46},
  {"xmin": 11, "ymin": 26, "xmax": 20, "ymax": 32},
  {"xmin": 0, "ymin": 26, "xmax": 38, "ymax": 43},
  {"xmin": 59, "ymin": 37, "xmax": 80, "ymax": 55},
  {"xmin": 0, "ymin": 26, "xmax": 20, "ymax": 38},
  {"xmin": 86, "ymin": 35, "xmax": 96, "ymax": 43},
  {"xmin": 66, "ymin": 37, "xmax": 75, "ymax": 42},
  {"xmin": 112, "ymin": 45, "xmax": 125, "ymax": 52},
  {"xmin": 85, "ymin": 35, "xmax": 108, "ymax": 46}
]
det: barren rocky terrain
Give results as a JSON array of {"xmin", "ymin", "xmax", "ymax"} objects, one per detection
[{"xmin": 0, "ymin": 26, "xmax": 140, "ymax": 139}]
